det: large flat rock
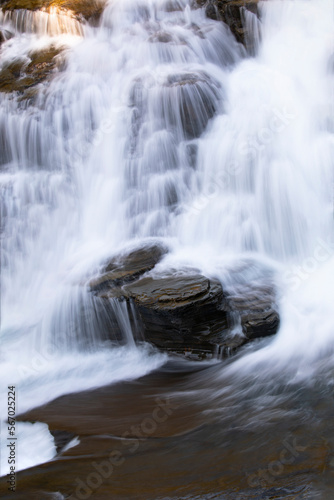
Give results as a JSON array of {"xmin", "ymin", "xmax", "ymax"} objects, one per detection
[{"xmin": 90, "ymin": 243, "xmax": 168, "ymax": 292}]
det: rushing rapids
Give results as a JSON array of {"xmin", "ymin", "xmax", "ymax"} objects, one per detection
[{"xmin": 0, "ymin": 0, "xmax": 334, "ymax": 492}]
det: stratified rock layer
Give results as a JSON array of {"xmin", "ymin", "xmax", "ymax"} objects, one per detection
[{"xmin": 90, "ymin": 243, "xmax": 280, "ymax": 358}]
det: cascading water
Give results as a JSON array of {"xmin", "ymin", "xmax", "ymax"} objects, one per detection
[{"xmin": 0, "ymin": 0, "xmax": 333, "ymax": 479}]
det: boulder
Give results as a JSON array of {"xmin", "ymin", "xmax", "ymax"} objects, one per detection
[
  {"xmin": 163, "ymin": 71, "xmax": 221, "ymax": 140},
  {"xmin": 226, "ymin": 283, "xmax": 280, "ymax": 340},
  {"xmin": 124, "ymin": 273, "xmax": 231, "ymax": 357},
  {"xmin": 90, "ymin": 244, "xmax": 280, "ymax": 359},
  {"xmin": 89, "ymin": 242, "xmax": 169, "ymax": 292}
]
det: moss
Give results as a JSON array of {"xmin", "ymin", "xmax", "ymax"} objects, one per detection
[
  {"xmin": 1, "ymin": 0, "xmax": 106, "ymax": 21},
  {"xmin": 0, "ymin": 45, "xmax": 63, "ymax": 95},
  {"xmin": 0, "ymin": 59, "xmax": 25, "ymax": 92}
]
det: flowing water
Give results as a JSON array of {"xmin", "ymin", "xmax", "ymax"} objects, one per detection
[{"xmin": 0, "ymin": 0, "xmax": 334, "ymax": 488}]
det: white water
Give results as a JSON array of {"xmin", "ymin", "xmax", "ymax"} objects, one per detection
[{"xmin": 0, "ymin": 0, "xmax": 333, "ymax": 475}]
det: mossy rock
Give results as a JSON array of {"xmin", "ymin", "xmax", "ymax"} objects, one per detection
[
  {"xmin": 1, "ymin": 0, "xmax": 106, "ymax": 22},
  {"xmin": 0, "ymin": 45, "xmax": 64, "ymax": 95}
]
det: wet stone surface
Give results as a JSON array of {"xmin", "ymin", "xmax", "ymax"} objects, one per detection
[
  {"xmin": 0, "ymin": 45, "xmax": 64, "ymax": 94},
  {"xmin": 8, "ymin": 362, "xmax": 334, "ymax": 500},
  {"xmin": 89, "ymin": 243, "xmax": 280, "ymax": 359}
]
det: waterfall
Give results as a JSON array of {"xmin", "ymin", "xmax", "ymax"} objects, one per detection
[{"xmin": 0, "ymin": 0, "xmax": 333, "ymax": 475}]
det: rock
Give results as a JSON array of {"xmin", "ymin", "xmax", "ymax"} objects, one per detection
[
  {"xmin": 205, "ymin": 2, "xmax": 218, "ymax": 21},
  {"xmin": 163, "ymin": 71, "xmax": 221, "ymax": 140},
  {"xmin": 89, "ymin": 242, "xmax": 169, "ymax": 292},
  {"xmin": 124, "ymin": 273, "xmax": 231, "ymax": 357},
  {"xmin": 11, "ymin": 364, "xmax": 332, "ymax": 500},
  {"xmin": 0, "ymin": 0, "xmax": 106, "ymax": 98},
  {"xmin": 90, "ymin": 245, "xmax": 280, "ymax": 359},
  {"xmin": 0, "ymin": 45, "xmax": 64, "ymax": 95},
  {"xmin": 197, "ymin": 0, "xmax": 260, "ymax": 47},
  {"xmin": 227, "ymin": 283, "xmax": 280, "ymax": 340}
]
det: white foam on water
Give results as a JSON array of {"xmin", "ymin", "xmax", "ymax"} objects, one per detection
[{"xmin": 1, "ymin": 422, "xmax": 56, "ymax": 476}]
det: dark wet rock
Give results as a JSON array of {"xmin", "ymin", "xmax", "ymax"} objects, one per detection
[
  {"xmin": 163, "ymin": 71, "xmax": 221, "ymax": 140},
  {"xmin": 89, "ymin": 242, "xmax": 169, "ymax": 292},
  {"xmin": 205, "ymin": 2, "xmax": 218, "ymax": 21},
  {"xmin": 90, "ymin": 245, "xmax": 280, "ymax": 359},
  {"xmin": 11, "ymin": 367, "xmax": 332, "ymax": 500},
  {"xmin": 0, "ymin": 45, "xmax": 64, "ymax": 95},
  {"xmin": 197, "ymin": 0, "xmax": 260, "ymax": 47},
  {"xmin": 1, "ymin": 0, "xmax": 106, "ymax": 22},
  {"xmin": 124, "ymin": 273, "xmax": 231, "ymax": 357},
  {"xmin": 228, "ymin": 283, "xmax": 280, "ymax": 340}
]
